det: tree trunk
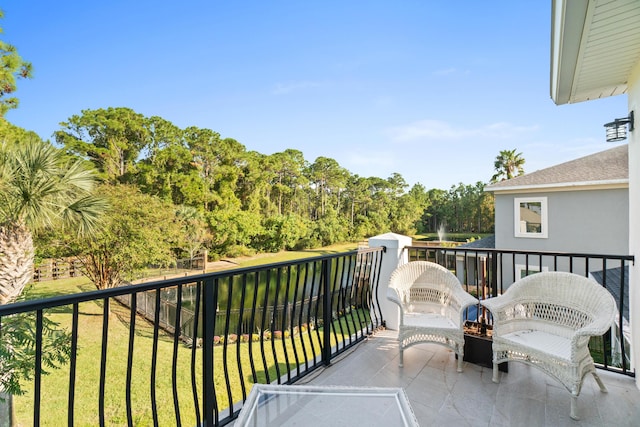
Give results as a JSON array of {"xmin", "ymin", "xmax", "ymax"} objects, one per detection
[
  {"xmin": 0, "ymin": 392, "xmax": 13, "ymax": 427},
  {"xmin": 0, "ymin": 223, "xmax": 33, "ymax": 424},
  {"xmin": 0, "ymin": 223, "xmax": 34, "ymax": 305}
]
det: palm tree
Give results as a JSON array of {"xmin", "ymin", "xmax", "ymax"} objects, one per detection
[
  {"xmin": 0, "ymin": 138, "xmax": 106, "ymax": 304},
  {"xmin": 491, "ymin": 149, "xmax": 525, "ymax": 183}
]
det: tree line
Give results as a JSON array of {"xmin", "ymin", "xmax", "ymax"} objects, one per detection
[{"xmin": 49, "ymin": 107, "xmax": 494, "ymax": 254}]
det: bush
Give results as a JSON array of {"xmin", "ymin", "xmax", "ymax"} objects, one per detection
[{"xmin": 224, "ymin": 245, "xmax": 255, "ymax": 258}]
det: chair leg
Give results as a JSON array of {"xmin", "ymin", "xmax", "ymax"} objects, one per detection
[
  {"xmin": 399, "ymin": 346, "xmax": 404, "ymax": 368},
  {"xmin": 492, "ymin": 361, "xmax": 499, "ymax": 383},
  {"xmin": 570, "ymin": 394, "xmax": 579, "ymax": 420},
  {"xmin": 457, "ymin": 352, "xmax": 463, "ymax": 373},
  {"xmin": 592, "ymin": 372, "xmax": 608, "ymax": 393}
]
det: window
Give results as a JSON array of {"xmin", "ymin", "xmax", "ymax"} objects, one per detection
[
  {"xmin": 515, "ymin": 264, "xmax": 549, "ymax": 279},
  {"xmin": 514, "ymin": 197, "xmax": 548, "ymax": 238}
]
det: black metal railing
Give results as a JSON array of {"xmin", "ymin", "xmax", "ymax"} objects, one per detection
[
  {"xmin": 0, "ymin": 247, "xmax": 384, "ymax": 426},
  {"xmin": 406, "ymin": 245, "xmax": 635, "ymax": 376}
]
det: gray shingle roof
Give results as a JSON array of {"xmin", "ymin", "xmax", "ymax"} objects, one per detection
[
  {"xmin": 485, "ymin": 144, "xmax": 628, "ymax": 191},
  {"xmin": 458, "ymin": 235, "xmax": 495, "ymax": 249},
  {"xmin": 591, "ymin": 265, "xmax": 628, "ymax": 321}
]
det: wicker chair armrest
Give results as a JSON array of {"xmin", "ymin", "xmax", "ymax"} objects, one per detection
[
  {"xmin": 572, "ymin": 311, "xmax": 616, "ymax": 344},
  {"xmin": 387, "ymin": 287, "xmax": 406, "ymax": 311},
  {"xmin": 387, "ymin": 286, "xmax": 401, "ymax": 304},
  {"xmin": 479, "ymin": 295, "xmax": 511, "ymax": 319},
  {"xmin": 386, "ymin": 287, "xmax": 405, "ymax": 326},
  {"xmin": 451, "ymin": 287, "xmax": 479, "ymax": 310},
  {"xmin": 451, "ymin": 288, "xmax": 479, "ymax": 327}
]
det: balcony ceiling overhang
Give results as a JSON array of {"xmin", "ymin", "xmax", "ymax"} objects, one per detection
[{"xmin": 551, "ymin": 0, "xmax": 640, "ymax": 105}]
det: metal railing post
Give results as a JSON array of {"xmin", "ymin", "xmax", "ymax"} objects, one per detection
[
  {"xmin": 202, "ymin": 278, "xmax": 216, "ymax": 426},
  {"xmin": 490, "ymin": 252, "xmax": 498, "ymax": 296},
  {"xmin": 322, "ymin": 259, "xmax": 332, "ymax": 366}
]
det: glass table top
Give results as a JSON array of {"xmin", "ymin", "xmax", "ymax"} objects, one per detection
[{"xmin": 234, "ymin": 384, "xmax": 419, "ymax": 427}]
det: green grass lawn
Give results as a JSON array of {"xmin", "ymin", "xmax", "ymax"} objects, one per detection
[
  {"xmin": 217, "ymin": 242, "xmax": 359, "ymax": 269},
  {"xmin": 14, "ymin": 264, "xmax": 368, "ymax": 426}
]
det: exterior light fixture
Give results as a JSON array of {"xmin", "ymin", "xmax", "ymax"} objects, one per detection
[{"xmin": 604, "ymin": 111, "xmax": 634, "ymax": 142}]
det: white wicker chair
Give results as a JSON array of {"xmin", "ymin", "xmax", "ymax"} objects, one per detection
[
  {"xmin": 387, "ymin": 261, "xmax": 478, "ymax": 372},
  {"xmin": 481, "ymin": 271, "xmax": 617, "ymax": 420}
]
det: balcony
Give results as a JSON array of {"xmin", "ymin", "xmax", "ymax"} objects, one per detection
[
  {"xmin": 0, "ymin": 243, "xmax": 638, "ymax": 426},
  {"xmin": 297, "ymin": 329, "xmax": 640, "ymax": 426}
]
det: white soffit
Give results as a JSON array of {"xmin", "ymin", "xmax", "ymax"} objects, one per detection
[
  {"xmin": 487, "ymin": 179, "xmax": 628, "ymax": 194},
  {"xmin": 551, "ymin": 0, "xmax": 640, "ymax": 105}
]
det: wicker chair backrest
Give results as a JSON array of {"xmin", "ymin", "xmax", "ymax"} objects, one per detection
[{"xmin": 503, "ymin": 272, "xmax": 615, "ymax": 332}]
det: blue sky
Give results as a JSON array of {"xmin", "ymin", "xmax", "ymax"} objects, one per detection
[{"xmin": 3, "ymin": 1, "xmax": 628, "ymax": 190}]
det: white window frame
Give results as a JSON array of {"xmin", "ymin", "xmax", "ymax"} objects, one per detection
[
  {"xmin": 514, "ymin": 197, "xmax": 548, "ymax": 238},
  {"xmin": 515, "ymin": 264, "xmax": 549, "ymax": 279}
]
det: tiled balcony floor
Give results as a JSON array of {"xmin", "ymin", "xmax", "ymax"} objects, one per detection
[{"xmin": 295, "ymin": 329, "xmax": 640, "ymax": 427}]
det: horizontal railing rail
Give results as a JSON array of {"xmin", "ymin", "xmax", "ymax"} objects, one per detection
[
  {"xmin": 0, "ymin": 247, "xmax": 385, "ymax": 427},
  {"xmin": 405, "ymin": 245, "xmax": 635, "ymax": 376}
]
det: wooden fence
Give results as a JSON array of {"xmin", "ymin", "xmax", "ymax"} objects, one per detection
[
  {"xmin": 33, "ymin": 258, "xmax": 84, "ymax": 282},
  {"xmin": 33, "ymin": 253, "xmax": 208, "ymax": 283}
]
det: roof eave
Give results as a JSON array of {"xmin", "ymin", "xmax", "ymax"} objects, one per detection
[
  {"xmin": 550, "ymin": 0, "xmax": 590, "ymax": 105},
  {"xmin": 487, "ymin": 179, "xmax": 629, "ymax": 194}
]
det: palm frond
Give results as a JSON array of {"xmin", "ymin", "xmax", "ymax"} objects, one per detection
[
  {"xmin": 60, "ymin": 195, "xmax": 110, "ymax": 237},
  {"xmin": 0, "ymin": 139, "xmax": 106, "ymax": 231}
]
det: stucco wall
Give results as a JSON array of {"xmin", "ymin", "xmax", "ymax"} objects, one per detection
[
  {"xmin": 627, "ymin": 60, "xmax": 640, "ymax": 381},
  {"xmin": 494, "ymin": 188, "xmax": 628, "ymax": 255}
]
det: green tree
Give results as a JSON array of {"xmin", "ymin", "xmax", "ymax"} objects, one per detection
[
  {"xmin": 55, "ymin": 107, "xmax": 150, "ymax": 184},
  {"xmin": 72, "ymin": 184, "xmax": 182, "ymax": 290},
  {"xmin": 135, "ymin": 117, "xmax": 199, "ymax": 205},
  {"xmin": 391, "ymin": 182, "xmax": 428, "ymax": 235},
  {"xmin": 491, "ymin": 149, "xmax": 525, "ymax": 183},
  {"xmin": 207, "ymin": 208, "xmax": 263, "ymax": 256},
  {"xmin": 307, "ymin": 157, "xmax": 348, "ymax": 218},
  {"xmin": 176, "ymin": 205, "xmax": 211, "ymax": 264},
  {"xmin": 344, "ymin": 175, "xmax": 372, "ymax": 237},
  {"xmin": 235, "ymin": 151, "xmax": 275, "ymax": 214},
  {"xmin": 0, "ymin": 118, "xmax": 39, "ymax": 143},
  {"xmin": 422, "ymin": 189, "xmax": 450, "ymax": 233},
  {"xmin": 257, "ymin": 214, "xmax": 309, "ymax": 252},
  {"xmin": 184, "ymin": 127, "xmax": 246, "ymax": 211},
  {"xmin": 0, "ymin": 9, "xmax": 32, "ymax": 117},
  {"xmin": 477, "ymin": 182, "xmax": 495, "ymax": 233},
  {"xmin": 266, "ymin": 149, "xmax": 308, "ymax": 215},
  {"xmin": 311, "ymin": 206, "xmax": 348, "ymax": 247}
]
